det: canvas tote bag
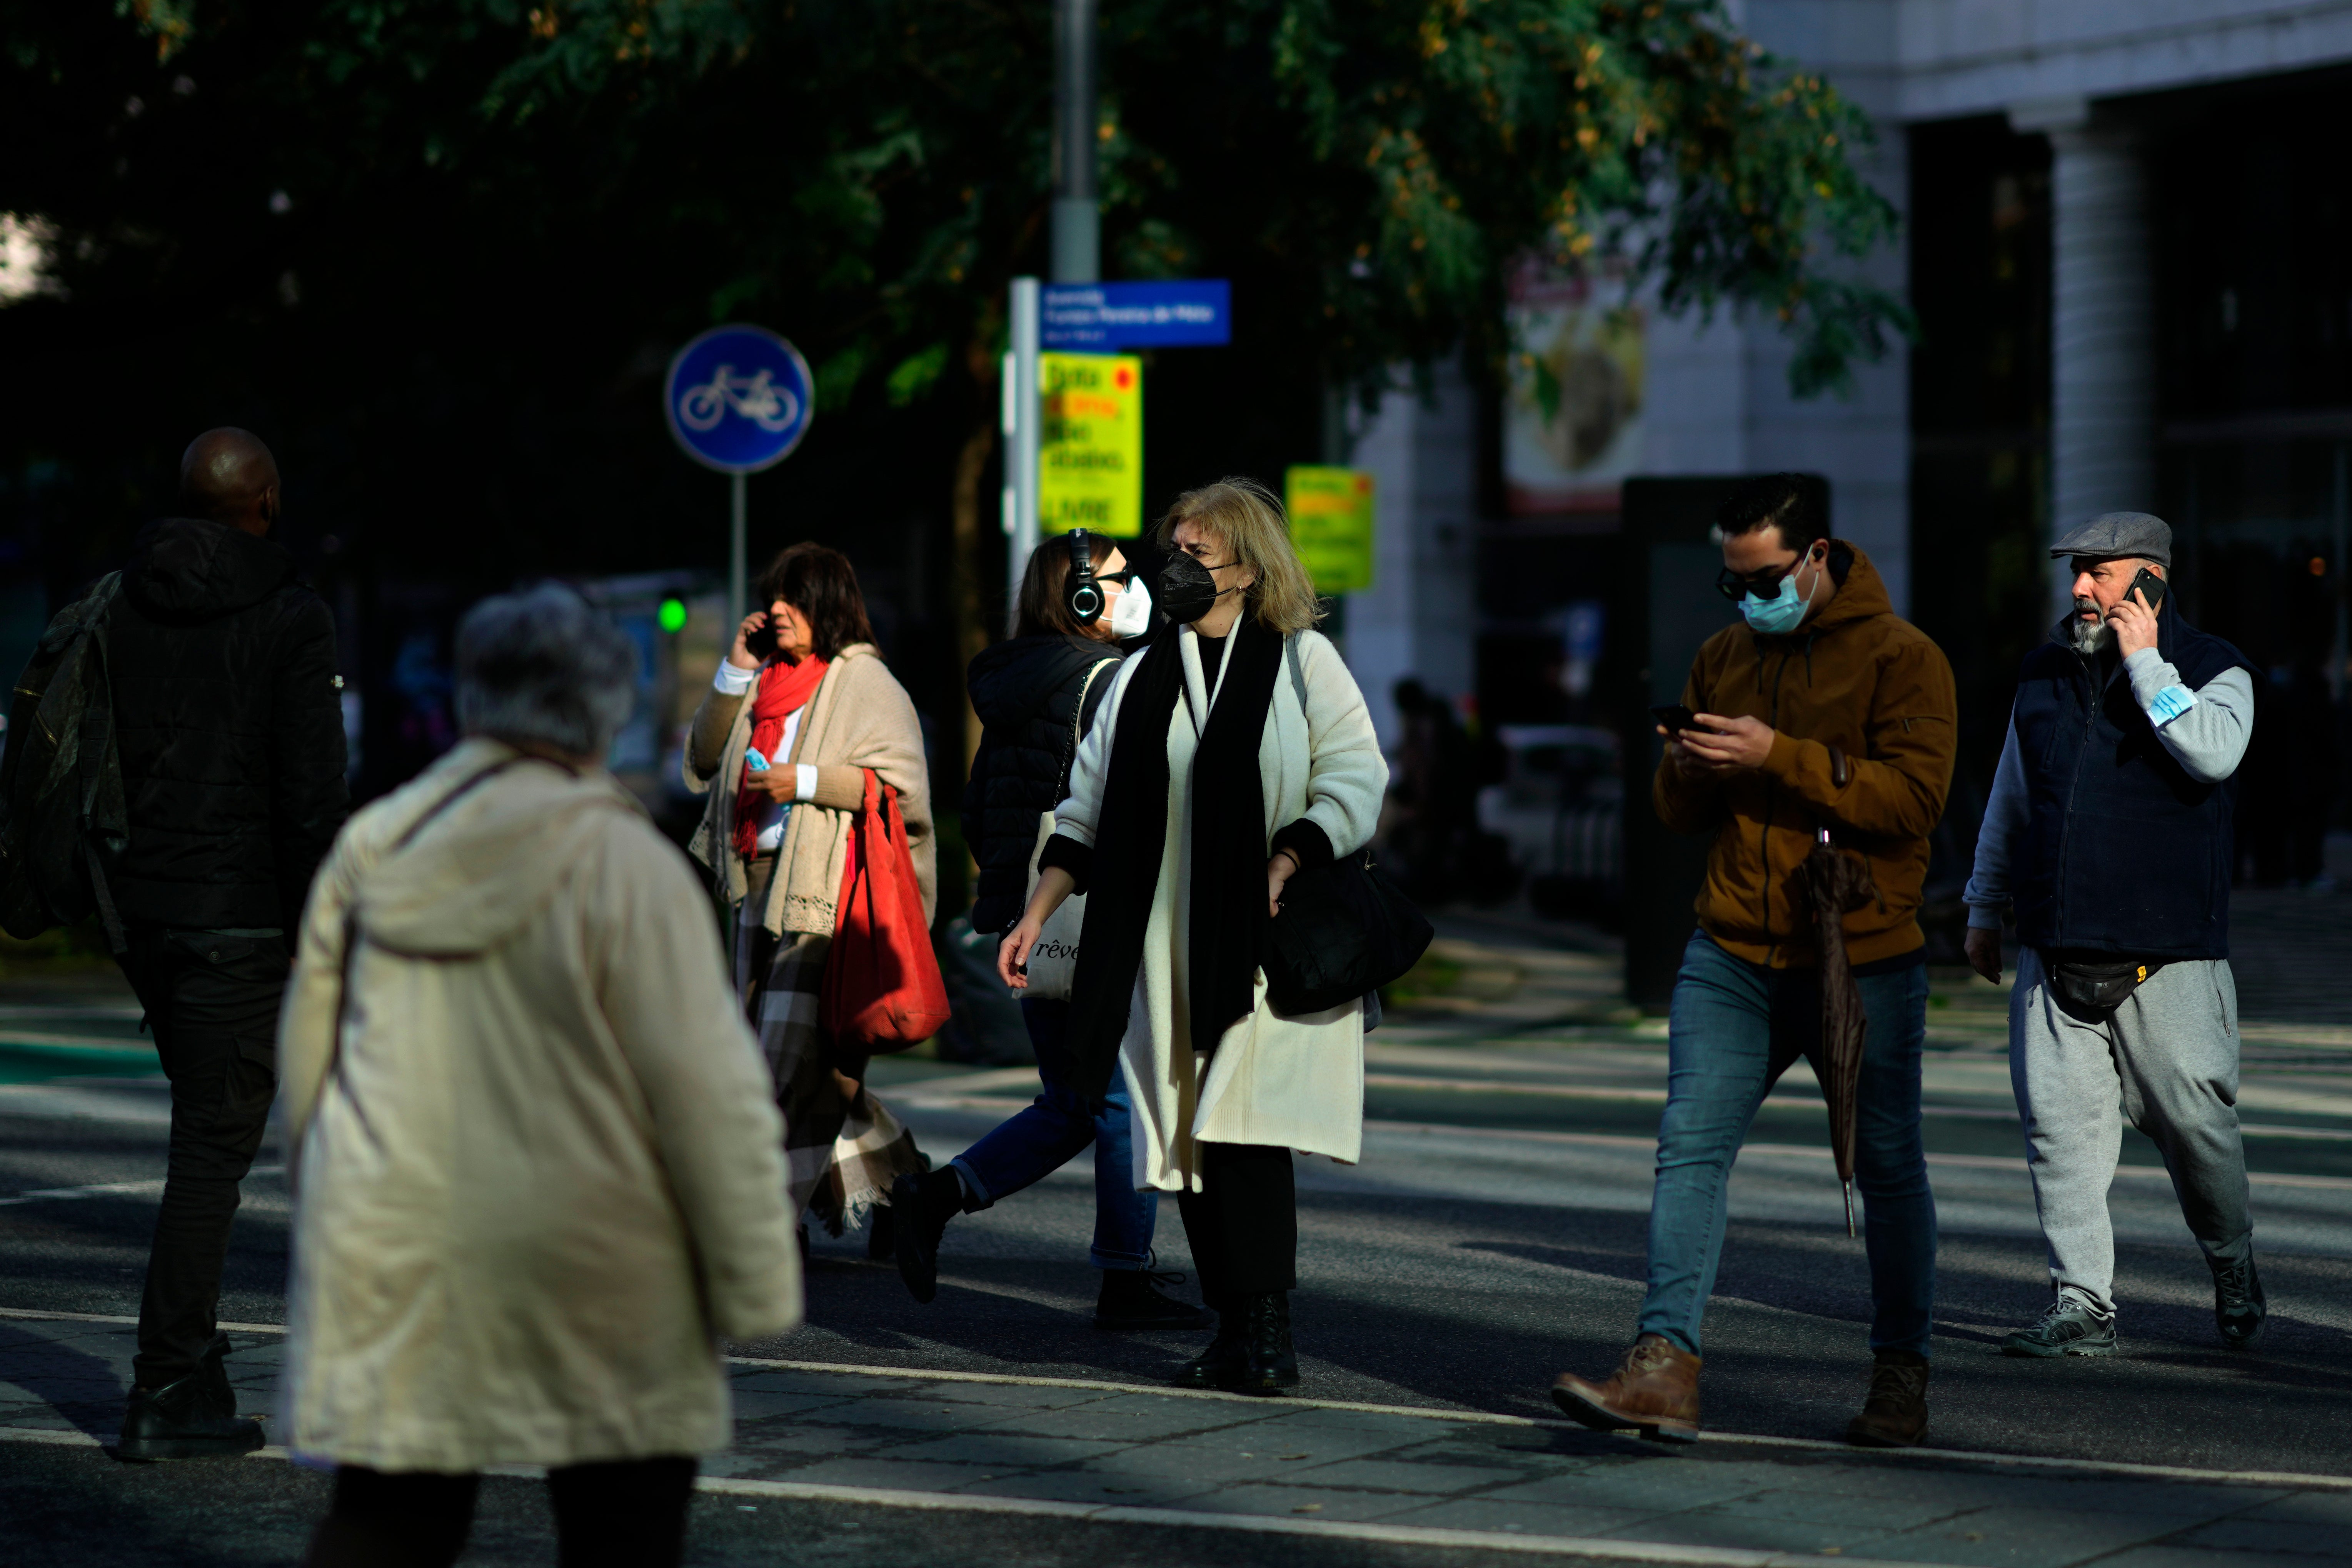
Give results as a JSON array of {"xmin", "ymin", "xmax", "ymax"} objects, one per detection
[{"xmin": 1016, "ymin": 657, "xmax": 1116, "ymax": 1001}]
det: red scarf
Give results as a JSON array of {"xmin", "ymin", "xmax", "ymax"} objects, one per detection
[{"xmin": 732, "ymin": 654, "xmax": 829, "ymax": 857}]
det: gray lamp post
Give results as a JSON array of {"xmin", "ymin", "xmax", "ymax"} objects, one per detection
[{"xmin": 1051, "ymin": 0, "xmax": 1099, "ymax": 284}]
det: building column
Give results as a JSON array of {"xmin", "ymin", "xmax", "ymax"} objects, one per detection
[
  {"xmin": 1340, "ymin": 364, "xmax": 1478, "ymax": 750},
  {"xmin": 2023, "ymin": 100, "xmax": 2155, "ymax": 609}
]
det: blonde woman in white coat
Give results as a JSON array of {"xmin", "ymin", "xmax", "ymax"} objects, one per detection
[{"xmin": 996, "ymin": 479, "xmax": 1387, "ymax": 1395}]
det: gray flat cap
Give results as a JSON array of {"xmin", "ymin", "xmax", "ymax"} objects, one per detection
[{"xmin": 2050, "ymin": 511, "xmax": 2171, "ymax": 567}]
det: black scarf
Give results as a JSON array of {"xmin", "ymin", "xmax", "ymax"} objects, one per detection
[{"xmin": 1067, "ymin": 617, "xmax": 1284, "ymax": 1098}]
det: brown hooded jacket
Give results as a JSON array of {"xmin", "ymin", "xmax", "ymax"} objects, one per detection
[{"xmin": 1653, "ymin": 542, "xmax": 1957, "ymax": 969}]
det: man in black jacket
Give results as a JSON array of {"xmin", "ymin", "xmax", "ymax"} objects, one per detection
[{"xmin": 111, "ymin": 429, "xmax": 349, "ymax": 1460}]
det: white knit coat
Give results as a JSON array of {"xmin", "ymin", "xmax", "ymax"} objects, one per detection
[{"xmin": 1052, "ymin": 624, "xmax": 1388, "ymax": 1193}]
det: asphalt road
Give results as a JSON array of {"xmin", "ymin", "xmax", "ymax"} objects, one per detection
[
  {"xmin": 0, "ymin": 1440, "xmax": 1591, "ymax": 1568},
  {"xmin": 2, "ymin": 937, "xmax": 2349, "ymax": 1563},
  {"xmin": 5, "ymin": 1061, "xmax": 2349, "ymax": 1475}
]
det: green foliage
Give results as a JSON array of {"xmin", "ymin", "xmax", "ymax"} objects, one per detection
[
  {"xmin": 886, "ymin": 342, "xmax": 951, "ymax": 408},
  {"xmin": 1, "ymin": 0, "xmax": 1908, "ymax": 614},
  {"xmin": 1241, "ymin": 0, "xmax": 1910, "ymax": 398},
  {"xmin": 512, "ymin": 0, "xmax": 1905, "ymax": 402},
  {"xmin": 85, "ymin": 0, "xmax": 1904, "ymax": 412}
]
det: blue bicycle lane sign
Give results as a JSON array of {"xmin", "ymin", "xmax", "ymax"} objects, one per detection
[{"xmin": 663, "ymin": 325, "xmax": 815, "ymax": 473}]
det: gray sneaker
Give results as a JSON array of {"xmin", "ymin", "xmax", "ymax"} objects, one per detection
[{"xmin": 2003, "ymin": 1290, "xmax": 2118, "ymax": 1358}]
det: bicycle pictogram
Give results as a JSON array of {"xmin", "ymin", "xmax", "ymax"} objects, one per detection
[{"xmin": 676, "ymin": 364, "xmax": 803, "ymax": 434}]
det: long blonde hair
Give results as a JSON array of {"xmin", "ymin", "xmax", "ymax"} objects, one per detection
[{"xmin": 1155, "ymin": 477, "xmax": 1325, "ymax": 635}]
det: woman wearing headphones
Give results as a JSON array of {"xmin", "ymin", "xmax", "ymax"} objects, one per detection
[
  {"xmin": 997, "ymin": 480, "xmax": 1386, "ymax": 1395},
  {"xmin": 892, "ymin": 530, "xmax": 1212, "ymax": 1332}
]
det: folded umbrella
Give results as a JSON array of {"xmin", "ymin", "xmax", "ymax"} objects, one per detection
[{"xmin": 1797, "ymin": 823, "xmax": 1878, "ymax": 1236}]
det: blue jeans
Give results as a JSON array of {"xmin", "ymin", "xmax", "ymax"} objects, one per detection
[
  {"xmin": 949, "ymin": 999, "xmax": 1159, "ymax": 1270},
  {"xmin": 1638, "ymin": 933, "xmax": 1937, "ymax": 1358}
]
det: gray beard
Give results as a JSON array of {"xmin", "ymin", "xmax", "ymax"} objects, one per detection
[{"xmin": 2069, "ymin": 600, "xmax": 2115, "ymax": 656}]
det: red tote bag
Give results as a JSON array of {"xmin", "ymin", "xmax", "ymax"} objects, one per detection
[{"xmin": 819, "ymin": 769, "xmax": 951, "ymax": 1052}]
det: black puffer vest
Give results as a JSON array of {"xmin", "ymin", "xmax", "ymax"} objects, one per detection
[
  {"xmin": 2010, "ymin": 601, "xmax": 2253, "ymax": 959},
  {"xmin": 962, "ymin": 634, "xmax": 1121, "ymax": 934}
]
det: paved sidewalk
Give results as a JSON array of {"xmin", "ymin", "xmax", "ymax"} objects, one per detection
[{"xmin": 3, "ymin": 1309, "xmax": 2344, "ymax": 1568}]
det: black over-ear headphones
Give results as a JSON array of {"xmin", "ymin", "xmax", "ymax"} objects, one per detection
[{"xmin": 1064, "ymin": 529, "xmax": 1104, "ymax": 623}]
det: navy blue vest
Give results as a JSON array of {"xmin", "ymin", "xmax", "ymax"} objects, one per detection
[{"xmin": 2010, "ymin": 604, "xmax": 2253, "ymax": 959}]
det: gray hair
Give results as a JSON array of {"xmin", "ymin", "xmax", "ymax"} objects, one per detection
[{"xmin": 455, "ymin": 584, "xmax": 640, "ymax": 759}]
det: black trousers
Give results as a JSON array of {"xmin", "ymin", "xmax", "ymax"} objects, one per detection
[
  {"xmin": 305, "ymin": 1458, "xmax": 699, "ymax": 1568},
  {"xmin": 1174, "ymin": 1141, "xmax": 1296, "ymax": 1305},
  {"xmin": 117, "ymin": 927, "xmax": 289, "ymax": 1389}
]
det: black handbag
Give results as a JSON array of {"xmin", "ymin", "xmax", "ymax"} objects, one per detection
[{"xmin": 1260, "ymin": 847, "xmax": 1434, "ymax": 1015}]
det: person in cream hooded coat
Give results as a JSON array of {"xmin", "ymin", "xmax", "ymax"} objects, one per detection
[{"xmin": 276, "ymin": 589, "xmax": 799, "ymax": 1562}]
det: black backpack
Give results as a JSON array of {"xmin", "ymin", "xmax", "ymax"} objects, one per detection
[{"xmin": 0, "ymin": 573, "xmax": 130, "ymax": 952}]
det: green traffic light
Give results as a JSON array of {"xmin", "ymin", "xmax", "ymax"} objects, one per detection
[{"xmin": 658, "ymin": 597, "xmax": 687, "ymax": 634}]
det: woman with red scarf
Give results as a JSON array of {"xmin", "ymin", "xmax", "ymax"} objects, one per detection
[{"xmin": 684, "ymin": 544, "xmax": 936, "ymax": 1247}]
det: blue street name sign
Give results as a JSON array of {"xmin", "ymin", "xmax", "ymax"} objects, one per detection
[
  {"xmin": 664, "ymin": 324, "xmax": 815, "ymax": 473},
  {"xmin": 1041, "ymin": 280, "xmax": 1231, "ymax": 350}
]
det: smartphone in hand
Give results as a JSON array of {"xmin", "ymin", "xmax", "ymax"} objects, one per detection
[
  {"xmin": 2127, "ymin": 567, "xmax": 2168, "ymax": 613},
  {"xmin": 1651, "ymin": 704, "xmax": 1711, "ymax": 735}
]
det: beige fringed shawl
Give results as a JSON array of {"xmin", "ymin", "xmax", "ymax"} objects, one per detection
[{"xmin": 683, "ymin": 644, "xmax": 935, "ymax": 937}]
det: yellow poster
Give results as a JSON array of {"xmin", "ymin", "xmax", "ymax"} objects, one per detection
[
  {"xmin": 1284, "ymin": 465, "xmax": 1375, "ymax": 593},
  {"xmin": 1039, "ymin": 353, "xmax": 1143, "ymax": 537}
]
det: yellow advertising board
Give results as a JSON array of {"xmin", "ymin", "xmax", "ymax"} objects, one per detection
[
  {"xmin": 1039, "ymin": 353, "xmax": 1143, "ymax": 537},
  {"xmin": 1284, "ymin": 465, "xmax": 1376, "ymax": 593}
]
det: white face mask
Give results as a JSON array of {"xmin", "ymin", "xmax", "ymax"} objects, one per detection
[{"xmin": 1106, "ymin": 577, "xmax": 1153, "ymax": 640}]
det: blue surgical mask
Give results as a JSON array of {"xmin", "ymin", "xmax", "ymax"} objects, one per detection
[{"xmin": 1738, "ymin": 554, "xmax": 1820, "ymax": 636}]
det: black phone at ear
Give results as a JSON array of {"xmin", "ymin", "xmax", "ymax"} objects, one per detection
[{"xmin": 2127, "ymin": 567, "xmax": 2167, "ymax": 612}]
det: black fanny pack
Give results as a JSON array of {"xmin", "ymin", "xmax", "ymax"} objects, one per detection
[{"xmin": 2042, "ymin": 952, "xmax": 2163, "ymax": 1020}]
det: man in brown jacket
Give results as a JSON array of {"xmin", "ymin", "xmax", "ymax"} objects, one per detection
[{"xmin": 1551, "ymin": 474, "xmax": 1957, "ymax": 1449}]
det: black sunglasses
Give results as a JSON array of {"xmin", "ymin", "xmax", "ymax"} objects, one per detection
[
  {"xmin": 1096, "ymin": 569, "xmax": 1134, "ymax": 587},
  {"xmin": 1713, "ymin": 548, "xmax": 1816, "ymax": 602}
]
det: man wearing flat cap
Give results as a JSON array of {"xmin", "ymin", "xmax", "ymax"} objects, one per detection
[{"xmin": 1963, "ymin": 512, "xmax": 2264, "ymax": 1358}]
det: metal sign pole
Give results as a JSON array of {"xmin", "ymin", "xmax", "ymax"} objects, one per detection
[
  {"xmin": 2332, "ymin": 440, "xmax": 2348, "ymax": 702},
  {"xmin": 663, "ymin": 324, "xmax": 811, "ymax": 632},
  {"xmin": 1051, "ymin": 0, "xmax": 1099, "ymax": 284},
  {"xmin": 1005, "ymin": 277, "xmax": 1042, "ymax": 615},
  {"xmin": 729, "ymin": 470, "xmax": 749, "ymax": 628}
]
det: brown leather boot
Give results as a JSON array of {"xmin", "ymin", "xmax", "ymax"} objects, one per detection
[
  {"xmin": 1550, "ymin": 1334, "xmax": 1701, "ymax": 1443},
  {"xmin": 1845, "ymin": 1351, "xmax": 1929, "ymax": 1447}
]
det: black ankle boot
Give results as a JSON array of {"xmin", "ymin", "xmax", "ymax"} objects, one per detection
[
  {"xmin": 199, "ymin": 1331, "xmax": 235, "ymax": 1413},
  {"xmin": 865, "ymin": 1200, "xmax": 897, "ymax": 1261},
  {"xmin": 119, "ymin": 1360, "xmax": 264, "ymax": 1462},
  {"xmin": 890, "ymin": 1168, "xmax": 963, "ymax": 1304},
  {"xmin": 2214, "ymin": 1253, "xmax": 2267, "ymax": 1351},
  {"xmin": 1095, "ymin": 1266, "xmax": 1214, "ymax": 1331},
  {"xmin": 1171, "ymin": 1306, "xmax": 1248, "ymax": 1389},
  {"xmin": 1235, "ymin": 1291, "xmax": 1299, "ymax": 1395}
]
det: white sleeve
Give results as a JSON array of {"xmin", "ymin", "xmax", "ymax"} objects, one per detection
[
  {"xmin": 1962, "ymin": 714, "xmax": 2029, "ymax": 929},
  {"xmin": 2123, "ymin": 652, "xmax": 2254, "ymax": 784},
  {"xmin": 1294, "ymin": 632, "xmax": 1389, "ymax": 859},
  {"xmin": 713, "ymin": 661, "xmax": 757, "ymax": 696},
  {"xmin": 1052, "ymin": 652, "xmax": 1145, "ymax": 848}
]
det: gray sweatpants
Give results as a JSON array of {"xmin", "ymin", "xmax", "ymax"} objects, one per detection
[{"xmin": 2010, "ymin": 948, "xmax": 2253, "ymax": 1314}]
